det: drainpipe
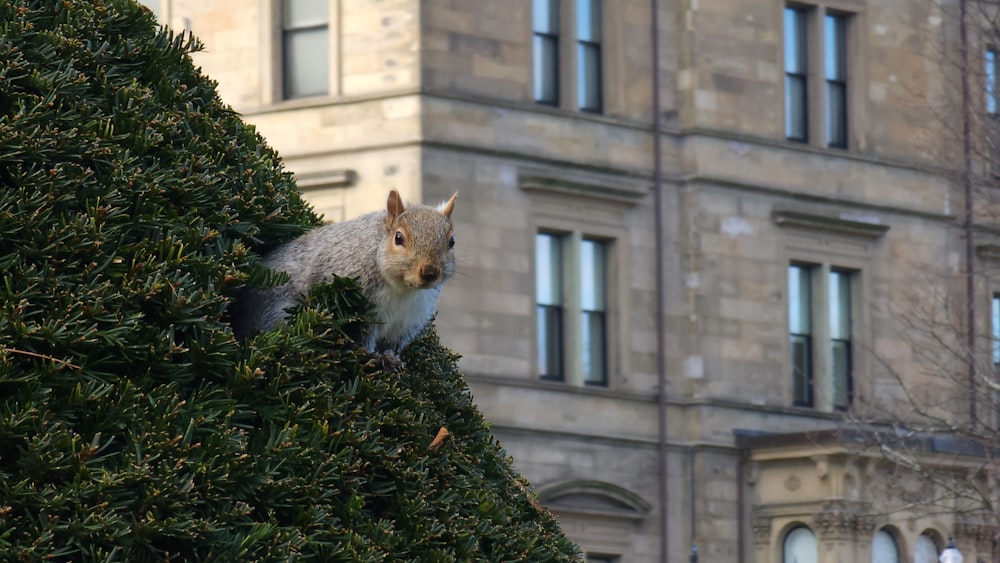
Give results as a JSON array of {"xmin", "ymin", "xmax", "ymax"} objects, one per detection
[
  {"xmin": 650, "ymin": 0, "xmax": 669, "ymax": 561},
  {"xmin": 959, "ymin": 0, "xmax": 978, "ymax": 430}
]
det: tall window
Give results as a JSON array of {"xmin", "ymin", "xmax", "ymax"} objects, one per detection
[
  {"xmin": 784, "ymin": 7, "xmax": 808, "ymax": 142},
  {"xmin": 829, "ymin": 269, "xmax": 852, "ymax": 409},
  {"xmin": 988, "ymin": 48, "xmax": 998, "ymax": 114},
  {"xmin": 783, "ymin": 526, "xmax": 818, "ymax": 563},
  {"xmin": 282, "ymin": 0, "xmax": 329, "ymax": 100},
  {"xmin": 536, "ymin": 233, "xmax": 610, "ymax": 386},
  {"xmin": 789, "ymin": 265, "xmax": 813, "ymax": 406},
  {"xmin": 576, "ymin": 0, "xmax": 602, "ymax": 112},
  {"xmin": 824, "ymin": 14, "xmax": 848, "ymax": 148},
  {"xmin": 784, "ymin": 5, "xmax": 852, "ymax": 147},
  {"xmin": 788, "ymin": 263, "xmax": 855, "ymax": 410},
  {"xmin": 871, "ymin": 529, "xmax": 900, "ymax": 563},
  {"xmin": 533, "ymin": 0, "xmax": 560, "ymax": 105},
  {"xmin": 992, "ymin": 293, "xmax": 1000, "ymax": 366},
  {"xmin": 913, "ymin": 534, "xmax": 939, "ymax": 563},
  {"xmin": 536, "ymin": 233, "xmax": 564, "ymax": 379},
  {"xmin": 580, "ymin": 239, "xmax": 607, "ymax": 384}
]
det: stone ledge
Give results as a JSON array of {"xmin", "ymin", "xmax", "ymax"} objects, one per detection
[
  {"xmin": 772, "ymin": 209, "xmax": 890, "ymax": 239},
  {"xmin": 518, "ymin": 167, "xmax": 649, "ymax": 205}
]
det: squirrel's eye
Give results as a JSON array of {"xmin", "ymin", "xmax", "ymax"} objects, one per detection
[
  {"xmin": 394, "ymin": 231, "xmax": 405, "ymax": 246},
  {"xmin": 448, "ymin": 236, "xmax": 455, "ymax": 249}
]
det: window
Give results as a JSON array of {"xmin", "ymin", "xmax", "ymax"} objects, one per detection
[
  {"xmin": 783, "ymin": 526, "xmax": 817, "ymax": 563},
  {"xmin": 536, "ymin": 233, "xmax": 564, "ymax": 379},
  {"xmin": 783, "ymin": 4, "xmax": 852, "ymax": 147},
  {"xmin": 829, "ymin": 269, "xmax": 852, "ymax": 409},
  {"xmin": 784, "ymin": 7, "xmax": 808, "ymax": 142},
  {"xmin": 585, "ymin": 555, "xmax": 618, "ymax": 563},
  {"xmin": 871, "ymin": 529, "xmax": 900, "ymax": 563},
  {"xmin": 535, "ymin": 232, "xmax": 610, "ymax": 386},
  {"xmin": 992, "ymin": 293, "xmax": 1000, "ymax": 426},
  {"xmin": 789, "ymin": 265, "xmax": 813, "ymax": 406},
  {"xmin": 913, "ymin": 534, "xmax": 939, "ymax": 563},
  {"xmin": 988, "ymin": 48, "xmax": 998, "ymax": 114},
  {"xmin": 532, "ymin": 0, "xmax": 603, "ymax": 112},
  {"xmin": 824, "ymin": 14, "xmax": 848, "ymax": 147},
  {"xmin": 576, "ymin": 0, "xmax": 602, "ymax": 112},
  {"xmin": 788, "ymin": 263, "xmax": 855, "ymax": 411},
  {"xmin": 580, "ymin": 239, "xmax": 607, "ymax": 384},
  {"xmin": 533, "ymin": 0, "xmax": 560, "ymax": 105},
  {"xmin": 282, "ymin": 0, "xmax": 329, "ymax": 100},
  {"xmin": 992, "ymin": 293, "xmax": 1000, "ymax": 366}
]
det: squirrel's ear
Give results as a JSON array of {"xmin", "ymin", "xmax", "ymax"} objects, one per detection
[
  {"xmin": 386, "ymin": 190, "xmax": 405, "ymax": 228},
  {"xmin": 439, "ymin": 192, "xmax": 458, "ymax": 218}
]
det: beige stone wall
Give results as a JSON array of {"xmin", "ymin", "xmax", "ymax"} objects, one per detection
[{"xmin": 160, "ymin": 0, "xmax": 986, "ymax": 559}]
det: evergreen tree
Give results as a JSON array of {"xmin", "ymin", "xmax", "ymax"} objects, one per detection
[{"xmin": 0, "ymin": 0, "xmax": 579, "ymax": 560}]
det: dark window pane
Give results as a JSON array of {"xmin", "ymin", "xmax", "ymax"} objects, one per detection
[
  {"xmin": 533, "ymin": 0, "xmax": 560, "ymax": 33},
  {"xmin": 538, "ymin": 305, "xmax": 564, "ymax": 379},
  {"xmin": 831, "ymin": 339, "xmax": 851, "ymax": 409},
  {"xmin": 785, "ymin": 75, "xmax": 807, "ymax": 141},
  {"xmin": 578, "ymin": 43, "xmax": 602, "ymax": 112},
  {"xmin": 826, "ymin": 81, "xmax": 847, "ymax": 147},
  {"xmin": 577, "ymin": 0, "xmax": 601, "ymax": 42},
  {"xmin": 582, "ymin": 311, "xmax": 606, "ymax": 385},
  {"xmin": 791, "ymin": 334, "xmax": 813, "ymax": 406},
  {"xmin": 283, "ymin": 27, "xmax": 329, "ymax": 99},
  {"xmin": 534, "ymin": 35, "xmax": 559, "ymax": 104}
]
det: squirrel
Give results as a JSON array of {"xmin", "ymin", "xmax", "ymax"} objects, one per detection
[{"xmin": 232, "ymin": 189, "xmax": 457, "ymax": 353}]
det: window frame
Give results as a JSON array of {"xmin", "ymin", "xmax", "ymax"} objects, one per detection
[
  {"xmin": 781, "ymin": 2, "xmax": 862, "ymax": 149},
  {"xmin": 262, "ymin": 0, "xmax": 340, "ymax": 106},
  {"xmin": 786, "ymin": 260, "xmax": 861, "ymax": 412},
  {"xmin": 533, "ymin": 0, "xmax": 561, "ymax": 106},
  {"xmin": 280, "ymin": 0, "xmax": 331, "ymax": 100},
  {"xmin": 784, "ymin": 6, "xmax": 809, "ymax": 143},
  {"xmin": 824, "ymin": 12, "xmax": 848, "ymax": 148},
  {"xmin": 782, "ymin": 525, "xmax": 818, "ymax": 563},
  {"xmin": 575, "ymin": 0, "xmax": 603, "ymax": 113},
  {"xmin": 532, "ymin": 228, "xmax": 618, "ymax": 389},
  {"xmin": 531, "ymin": 0, "xmax": 605, "ymax": 113}
]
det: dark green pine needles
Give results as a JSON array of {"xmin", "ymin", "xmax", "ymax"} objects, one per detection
[{"xmin": 0, "ymin": 0, "xmax": 579, "ymax": 560}]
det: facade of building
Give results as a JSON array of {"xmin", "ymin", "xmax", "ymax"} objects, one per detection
[{"xmin": 143, "ymin": 0, "xmax": 997, "ymax": 561}]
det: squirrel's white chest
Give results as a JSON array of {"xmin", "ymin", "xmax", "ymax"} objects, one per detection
[{"xmin": 369, "ymin": 284, "xmax": 441, "ymax": 350}]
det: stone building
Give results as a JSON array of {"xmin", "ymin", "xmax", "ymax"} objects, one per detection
[{"xmin": 143, "ymin": 0, "xmax": 996, "ymax": 561}]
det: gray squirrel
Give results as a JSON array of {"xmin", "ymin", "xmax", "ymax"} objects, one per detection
[{"xmin": 233, "ymin": 189, "xmax": 457, "ymax": 353}]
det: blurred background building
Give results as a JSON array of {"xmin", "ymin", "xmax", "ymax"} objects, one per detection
[{"xmin": 141, "ymin": 1, "xmax": 996, "ymax": 561}]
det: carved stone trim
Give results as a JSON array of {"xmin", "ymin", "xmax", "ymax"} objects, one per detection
[
  {"xmin": 295, "ymin": 169, "xmax": 358, "ymax": 190},
  {"xmin": 773, "ymin": 210, "xmax": 890, "ymax": 239},
  {"xmin": 518, "ymin": 168, "xmax": 648, "ymax": 205},
  {"xmin": 751, "ymin": 515, "xmax": 772, "ymax": 545}
]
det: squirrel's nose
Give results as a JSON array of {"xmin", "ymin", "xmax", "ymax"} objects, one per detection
[{"xmin": 420, "ymin": 264, "xmax": 440, "ymax": 283}]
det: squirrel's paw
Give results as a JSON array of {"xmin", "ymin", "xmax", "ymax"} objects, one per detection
[{"xmin": 377, "ymin": 349, "xmax": 404, "ymax": 373}]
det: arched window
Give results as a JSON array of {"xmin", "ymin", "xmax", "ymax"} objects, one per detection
[
  {"xmin": 914, "ymin": 533, "xmax": 940, "ymax": 563},
  {"xmin": 871, "ymin": 529, "xmax": 900, "ymax": 563},
  {"xmin": 783, "ymin": 526, "xmax": 817, "ymax": 563}
]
